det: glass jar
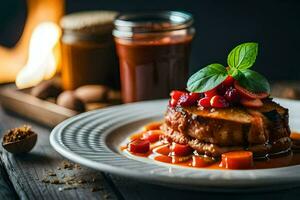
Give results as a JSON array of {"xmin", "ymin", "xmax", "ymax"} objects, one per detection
[
  {"xmin": 113, "ymin": 11, "xmax": 195, "ymax": 103},
  {"xmin": 60, "ymin": 11, "xmax": 119, "ymax": 90}
]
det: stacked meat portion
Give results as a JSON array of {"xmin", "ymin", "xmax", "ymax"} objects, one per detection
[{"xmin": 163, "ymin": 100, "xmax": 291, "ymax": 157}]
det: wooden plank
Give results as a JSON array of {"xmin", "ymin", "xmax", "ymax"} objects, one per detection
[
  {"xmin": 0, "ymin": 155, "xmax": 18, "ymax": 200},
  {"xmin": 0, "ymin": 84, "xmax": 78, "ymax": 127},
  {"xmin": 0, "ymin": 107, "xmax": 119, "ymax": 200},
  {"xmin": 0, "ymin": 84, "xmax": 120, "ymax": 128}
]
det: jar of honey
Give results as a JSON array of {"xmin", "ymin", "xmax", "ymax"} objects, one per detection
[
  {"xmin": 60, "ymin": 11, "xmax": 119, "ymax": 90},
  {"xmin": 113, "ymin": 11, "xmax": 195, "ymax": 103}
]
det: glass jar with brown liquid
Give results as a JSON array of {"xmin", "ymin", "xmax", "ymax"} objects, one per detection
[
  {"xmin": 60, "ymin": 11, "xmax": 119, "ymax": 90},
  {"xmin": 113, "ymin": 11, "xmax": 195, "ymax": 103}
]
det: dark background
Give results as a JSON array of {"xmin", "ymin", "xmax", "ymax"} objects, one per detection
[{"xmin": 1, "ymin": 0, "xmax": 299, "ymax": 80}]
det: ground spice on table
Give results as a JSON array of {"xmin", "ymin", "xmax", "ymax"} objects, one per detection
[{"xmin": 41, "ymin": 160, "xmax": 104, "ymax": 193}]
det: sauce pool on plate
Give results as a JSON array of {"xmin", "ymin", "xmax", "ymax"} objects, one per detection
[{"xmin": 121, "ymin": 122, "xmax": 300, "ymax": 170}]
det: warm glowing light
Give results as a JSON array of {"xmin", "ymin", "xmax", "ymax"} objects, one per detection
[{"xmin": 16, "ymin": 22, "xmax": 61, "ymax": 89}]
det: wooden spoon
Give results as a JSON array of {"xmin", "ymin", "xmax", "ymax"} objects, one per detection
[{"xmin": 2, "ymin": 133, "xmax": 37, "ymax": 154}]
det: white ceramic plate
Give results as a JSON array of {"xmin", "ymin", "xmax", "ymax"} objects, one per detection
[{"xmin": 50, "ymin": 98, "xmax": 300, "ymax": 192}]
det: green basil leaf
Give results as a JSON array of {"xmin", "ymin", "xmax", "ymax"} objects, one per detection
[
  {"xmin": 227, "ymin": 67, "xmax": 243, "ymax": 80},
  {"xmin": 237, "ymin": 69, "xmax": 270, "ymax": 93},
  {"xmin": 187, "ymin": 63, "xmax": 228, "ymax": 93},
  {"xmin": 227, "ymin": 42, "xmax": 258, "ymax": 70}
]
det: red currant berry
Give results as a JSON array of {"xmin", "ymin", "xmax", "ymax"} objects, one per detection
[
  {"xmin": 188, "ymin": 92, "xmax": 202, "ymax": 102},
  {"xmin": 210, "ymin": 95, "xmax": 229, "ymax": 108},
  {"xmin": 224, "ymin": 87, "xmax": 240, "ymax": 103},
  {"xmin": 198, "ymin": 97, "xmax": 211, "ymax": 108},
  {"xmin": 223, "ymin": 76, "xmax": 234, "ymax": 87},
  {"xmin": 177, "ymin": 93, "xmax": 189, "ymax": 106},
  {"xmin": 204, "ymin": 88, "xmax": 218, "ymax": 97},
  {"xmin": 169, "ymin": 98, "xmax": 178, "ymax": 107},
  {"xmin": 178, "ymin": 93, "xmax": 201, "ymax": 106},
  {"xmin": 170, "ymin": 90, "xmax": 186, "ymax": 100},
  {"xmin": 217, "ymin": 84, "xmax": 227, "ymax": 96}
]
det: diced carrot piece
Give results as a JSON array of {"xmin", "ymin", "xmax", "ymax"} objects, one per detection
[
  {"xmin": 130, "ymin": 132, "xmax": 145, "ymax": 141},
  {"xmin": 290, "ymin": 133, "xmax": 300, "ymax": 147},
  {"xmin": 290, "ymin": 133, "xmax": 300, "ymax": 141},
  {"xmin": 153, "ymin": 144, "xmax": 170, "ymax": 156},
  {"xmin": 220, "ymin": 151, "xmax": 253, "ymax": 169},
  {"xmin": 170, "ymin": 143, "xmax": 193, "ymax": 156},
  {"xmin": 192, "ymin": 156, "xmax": 215, "ymax": 167},
  {"xmin": 171, "ymin": 155, "xmax": 191, "ymax": 164},
  {"xmin": 142, "ymin": 130, "xmax": 163, "ymax": 143},
  {"xmin": 128, "ymin": 139, "xmax": 150, "ymax": 153}
]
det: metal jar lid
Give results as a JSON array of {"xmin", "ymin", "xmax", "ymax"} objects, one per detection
[
  {"xmin": 113, "ymin": 11, "xmax": 194, "ymax": 38},
  {"xmin": 61, "ymin": 11, "xmax": 118, "ymax": 35}
]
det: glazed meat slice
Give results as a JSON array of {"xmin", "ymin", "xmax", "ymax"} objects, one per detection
[{"xmin": 163, "ymin": 100, "xmax": 291, "ymax": 157}]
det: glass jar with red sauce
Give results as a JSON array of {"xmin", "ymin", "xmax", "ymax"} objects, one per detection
[{"xmin": 113, "ymin": 11, "xmax": 195, "ymax": 103}]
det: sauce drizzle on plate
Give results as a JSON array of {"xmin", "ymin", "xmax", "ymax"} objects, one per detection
[{"xmin": 122, "ymin": 122, "xmax": 300, "ymax": 170}]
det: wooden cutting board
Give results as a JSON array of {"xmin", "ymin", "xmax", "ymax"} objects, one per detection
[{"xmin": 0, "ymin": 84, "xmax": 78, "ymax": 127}]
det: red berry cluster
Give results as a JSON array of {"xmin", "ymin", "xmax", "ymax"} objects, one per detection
[
  {"xmin": 169, "ymin": 91, "xmax": 203, "ymax": 107},
  {"xmin": 169, "ymin": 76, "xmax": 269, "ymax": 108}
]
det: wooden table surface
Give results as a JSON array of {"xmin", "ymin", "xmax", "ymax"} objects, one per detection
[{"xmin": 1, "ymin": 106, "xmax": 300, "ymax": 200}]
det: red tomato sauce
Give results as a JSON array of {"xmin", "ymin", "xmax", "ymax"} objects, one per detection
[{"xmin": 121, "ymin": 122, "xmax": 300, "ymax": 170}]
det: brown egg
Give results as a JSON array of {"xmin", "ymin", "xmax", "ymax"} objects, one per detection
[
  {"xmin": 107, "ymin": 89, "xmax": 121, "ymax": 103},
  {"xmin": 31, "ymin": 78, "xmax": 62, "ymax": 99},
  {"xmin": 74, "ymin": 85, "xmax": 109, "ymax": 103},
  {"xmin": 57, "ymin": 91, "xmax": 85, "ymax": 112}
]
